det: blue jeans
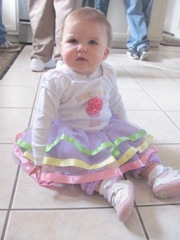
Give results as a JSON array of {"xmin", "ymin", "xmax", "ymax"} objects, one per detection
[
  {"xmin": 0, "ymin": 0, "xmax": 7, "ymax": 45},
  {"xmin": 123, "ymin": 0, "xmax": 153, "ymax": 51},
  {"xmin": 82, "ymin": 0, "xmax": 110, "ymax": 16}
]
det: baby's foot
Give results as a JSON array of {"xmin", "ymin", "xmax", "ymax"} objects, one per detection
[
  {"xmin": 150, "ymin": 167, "xmax": 180, "ymax": 198},
  {"xmin": 103, "ymin": 180, "xmax": 134, "ymax": 222}
]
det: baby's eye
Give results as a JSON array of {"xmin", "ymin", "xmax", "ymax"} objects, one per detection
[
  {"xmin": 68, "ymin": 38, "xmax": 78, "ymax": 44},
  {"xmin": 89, "ymin": 40, "xmax": 97, "ymax": 45}
]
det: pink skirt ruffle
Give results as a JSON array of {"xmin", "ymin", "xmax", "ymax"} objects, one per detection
[{"xmin": 13, "ymin": 117, "xmax": 158, "ymax": 186}]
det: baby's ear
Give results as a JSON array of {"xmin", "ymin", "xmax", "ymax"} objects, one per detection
[{"xmin": 103, "ymin": 48, "xmax": 110, "ymax": 60}]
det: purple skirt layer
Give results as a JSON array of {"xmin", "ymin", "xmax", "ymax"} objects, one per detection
[{"xmin": 13, "ymin": 117, "xmax": 158, "ymax": 186}]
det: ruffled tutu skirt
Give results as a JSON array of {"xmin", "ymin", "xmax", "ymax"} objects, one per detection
[{"xmin": 13, "ymin": 116, "xmax": 158, "ymax": 186}]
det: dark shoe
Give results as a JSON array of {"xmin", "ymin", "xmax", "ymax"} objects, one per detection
[
  {"xmin": 139, "ymin": 47, "xmax": 151, "ymax": 60},
  {"xmin": 0, "ymin": 41, "xmax": 21, "ymax": 52},
  {"xmin": 127, "ymin": 47, "xmax": 140, "ymax": 60}
]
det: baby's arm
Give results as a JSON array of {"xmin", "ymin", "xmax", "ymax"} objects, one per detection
[
  {"xmin": 105, "ymin": 63, "xmax": 127, "ymax": 120},
  {"xmin": 32, "ymin": 74, "xmax": 61, "ymax": 166},
  {"xmin": 29, "ymin": 165, "xmax": 42, "ymax": 182},
  {"xmin": 109, "ymin": 83, "xmax": 127, "ymax": 120}
]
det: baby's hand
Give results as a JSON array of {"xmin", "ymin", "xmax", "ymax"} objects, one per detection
[{"xmin": 29, "ymin": 166, "xmax": 42, "ymax": 183}]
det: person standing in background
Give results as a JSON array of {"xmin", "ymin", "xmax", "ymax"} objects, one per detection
[
  {"xmin": 123, "ymin": 0, "xmax": 153, "ymax": 60},
  {"xmin": 29, "ymin": 0, "xmax": 82, "ymax": 72},
  {"xmin": 82, "ymin": 0, "xmax": 110, "ymax": 17},
  {"xmin": 0, "ymin": 0, "xmax": 21, "ymax": 52},
  {"xmin": 83, "ymin": 0, "xmax": 153, "ymax": 61}
]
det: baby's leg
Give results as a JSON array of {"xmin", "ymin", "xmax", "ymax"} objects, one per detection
[
  {"xmin": 140, "ymin": 162, "xmax": 180, "ymax": 199},
  {"xmin": 81, "ymin": 177, "xmax": 134, "ymax": 222},
  {"xmin": 98, "ymin": 177, "xmax": 134, "ymax": 222}
]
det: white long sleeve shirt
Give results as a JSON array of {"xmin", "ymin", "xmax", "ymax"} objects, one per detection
[{"xmin": 32, "ymin": 62, "xmax": 127, "ymax": 165}]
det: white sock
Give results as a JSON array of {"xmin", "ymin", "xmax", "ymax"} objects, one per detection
[{"xmin": 148, "ymin": 165, "xmax": 165, "ymax": 185}]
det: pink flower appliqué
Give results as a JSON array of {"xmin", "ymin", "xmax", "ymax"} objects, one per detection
[{"xmin": 86, "ymin": 96, "xmax": 103, "ymax": 116}]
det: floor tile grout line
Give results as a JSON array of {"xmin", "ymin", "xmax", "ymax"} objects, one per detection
[
  {"xmin": 2, "ymin": 202, "xmax": 180, "ymax": 212},
  {"xmin": 6, "ymin": 207, "xmax": 113, "ymax": 211},
  {"xmin": 1, "ymin": 71, "xmax": 41, "ymax": 239},
  {"xmin": 136, "ymin": 202, "xmax": 180, "ymax": 207},
  {"xmin": 134, "ymin": 84, "xmax": 179, "ymax": 119},
  {"xmin": 124, "ymin": 175, "xmax": 149, "ymax": 239},
  {"xmin": 134, "ymin": 202, "xmax": 150, "ymax": 240},
  {"xmin": 121, "ymin": 65, "xmax": 180, "ymax": 123},
  {"xmin": 1, "ymin": 166, "xmax": 20, "ymax": 240},
  {"xmin": 1, "ymin": 45, "xmax": 180, "ymax": 239},
  {"xmin": 133, "ymin": 201, "xmax": 180, "ymax": 240}
]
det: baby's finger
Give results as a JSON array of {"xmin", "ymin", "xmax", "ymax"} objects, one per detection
[{"xmin": 28, "ymin": 166, "xmax": 37, "ymax": 176}]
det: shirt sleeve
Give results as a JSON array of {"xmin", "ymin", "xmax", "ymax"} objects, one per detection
[
  {"xmin": 107, "ymin": 65, "xmax": 127, "ymax": 120},
  {"xmin": 31, "ymin": 70, "xmax": 68, "ymax": 165}
]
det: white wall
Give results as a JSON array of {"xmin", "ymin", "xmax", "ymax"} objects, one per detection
[
  {"xmin": 2, "ymin": 0, "xmax": 18, "ymax": 33},
  {"xmin": 163, "ymin": 0, "xmax": 180, "ymax": 37}
]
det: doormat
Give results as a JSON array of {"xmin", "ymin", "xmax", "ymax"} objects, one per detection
[
  {"xmin": 160, "ymin": 35, "xmax": 180, "ymax": 47},
  {"xmin": 0, "ymin": 44, "xmax": 24, "ymax": 80}
]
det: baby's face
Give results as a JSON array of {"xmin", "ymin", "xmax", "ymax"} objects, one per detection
[{"xmin": 61, "ymin": 19, "xmax": 109, "ymax": 75}]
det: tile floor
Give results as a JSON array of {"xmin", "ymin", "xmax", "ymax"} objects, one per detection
[{"xmin": 0, "ymin": 45, "xmax": 180, "ymax": 240}]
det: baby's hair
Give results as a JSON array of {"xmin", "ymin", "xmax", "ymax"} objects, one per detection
[{"xmin": 63, "ymin": 7, "xmax": 112, "ymax": 47}]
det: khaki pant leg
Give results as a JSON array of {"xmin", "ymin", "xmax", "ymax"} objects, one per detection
[
  {"xmin": 29, "ymin": 0, "xmax": 55, "ymax": 62},
  {"xmin": 53, "ymin": 0, "xmax": 82, "ymax": 61}
]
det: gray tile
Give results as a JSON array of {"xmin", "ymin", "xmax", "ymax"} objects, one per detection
[
  {"xmin": 0, "ymin": 145, "xmax": 18, "ymax": 208},
  {"xmin": 1, "ymin": 45, "xmax": 180, "ymax": 240},
  {"xmin": 5, "ymin": 209, "xmax": 146, "ymax": 240},
  {"xmin": 0, "ymin": 211, "xmax": 6, "ymax": 237},
  {"xmin": 0, "ymin": 108, "xmax": 32, "ymax": 143},
  {"xmin": 13, "ymin": 170, "xmax": 109, "ymax": 209},
  {"xmin": 139, "ymin": 206, "xmax": 180, "ymax": 240},
  {"xmin": 127, "ymin": 111, "xmax": 180, "ymax": 143}
]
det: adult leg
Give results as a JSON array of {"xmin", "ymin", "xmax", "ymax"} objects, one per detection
[
  {"xmin": 54, "ymin": 0, "xmax": 82, "ymax": 63},
  {"xmin": 137, "ymin": 0, "xmax": 153, "ymax": 56},
  {"xmin": 94, "ymin": 0, "xmax": 110, "ymax": 16},
  {"xmin": 142, "ymin": 0, "xmax": 153, "ymax": 30},
  {"xmin": 0, "ymin": 0, "xmax": 21, "ymax": 52},
  {"xmin": 82, "ymin": 0, "xmax": 88, "ymax": 7},
  {"xmin": 87, "ymin": 0, "xmax": 94, "ymax": 8},
  {"xmin": 0, "ymin": 0, "xmax": 7, "ymax": 45},
  {"xmin": 123, "ymin": 0, "xmax": 149, "ymax": 50},
  {"xmin": 29, "ymin": 0, "xmax": 55, "ymax": 62}
]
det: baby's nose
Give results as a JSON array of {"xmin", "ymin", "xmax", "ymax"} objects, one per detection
[{"xmin": 77, "ymin": 44, "xmax": 87, "ymax": 52}]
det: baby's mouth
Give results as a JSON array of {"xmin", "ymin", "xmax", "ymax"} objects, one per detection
[{"xmin": 76, "ymin": 56, "xmax": 88, "ymax": 62}]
